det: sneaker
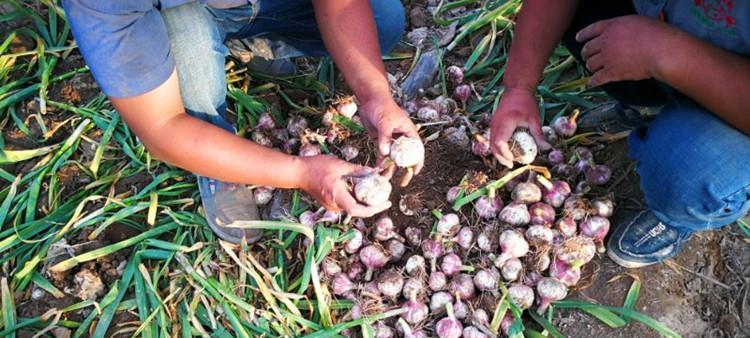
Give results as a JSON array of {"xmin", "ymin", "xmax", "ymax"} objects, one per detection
[
  {"xmin": 606, "ymin": 210, "xmax": 692, "ymax": 268},
  {"xmin": 198, "ymin": 176, "xmax": 263, "ymax": 244},
  {"xmin": 227, "ymin": 38, "xmax": 297, "ymax": 77},
  {"xmin": 576, "ymin": 101, "xmax": 653, "ymax": 134}
]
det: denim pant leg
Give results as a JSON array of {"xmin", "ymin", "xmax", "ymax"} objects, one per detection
[
  {"xmin": 219, "ymin": 0, "xmax": 405, "ymax": 58},
  {"xmin": 629, "ymin": 98, "xmax": 750, "ymax": 232},
  {"xmin": 161, "ymin": 2, "xmax": 234, "ymax": 133}
]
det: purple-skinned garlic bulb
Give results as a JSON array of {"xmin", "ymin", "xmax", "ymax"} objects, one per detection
[
  {"xmin": 435, "ymin": 303, "xmax": 464, "ymax": 338},
  {"xmin": 386, "ymin": 239, "xmax": 406, "ymax": 262},
  {"xmin": 549, "ymin": 257, "xmax": 581, "ymax": 287},
  {"xmin": 345, "ymin": 229, "xmax": 363, "ymax": 254},
  {"xmin": 499, "ymin": 202, "xmax": 531, "ymax": 226},
  {"xmin": 501, "ymin": 258, "xmax": 523, "ymax": 282},
  {"xmin": 405, "ymin": 226, "xmax": 423, "ymax": 246},
  {"xmin": 446, "ymin": 65, "xmax": 464, "ymax": 85},
  {"xmin": 536, "ymin": 277, "xmax": 568, "ymax": 314},
  {"xmin": 508, "ymin": 129, "xmax": 538, "ymax": 164},
  {"xmin": 377, "ymin": 270, "xmax": 404, "ymax": 298},
  {"xmin": 401, "ymin": 296, "xmax": 429, "ymax": 325},
  {"xmin": 473, "ymin": 268, "xmax": 500, "ymax": 291},
  {"xmin": 579, "ymin": 216, "xmax": 610, "ymax": 253},
  {"xmin": 550, "ymin": 110, "xmax": 579, "ymax": 137},
  {"xmin": 429, "ymin": 271, "xmax": 448, "ymax": 291},
  {"xmin": 453, "ymin": 84, "xmax": 471, "ymax": 104},
  {"xmin": 335, "ymin": 96, "xmax": 358, "ymax": 119},
  {"xmin": 332, "ymin": 273, "xmax": 355, "ymax": 296},
  {"xmin": 554, "ymin": 236, "xmax": 596, "ymax": 269},
  {"xmin": 449, "ymin": 274, "xmax": 476, "ymax": 300},
  {"xmin": 494, "ymin": 230, "xmax": 530, "ymax": 267},
  {"xmin": 437, "ymin": 213, "xmax": 461, "ymax": 237},
  {"xmin": 446, "ymin": 186, "xmax": 462, "ymax": 203},
  {"xmin": 359, "ymin": 245, "xmax": 389, "ymax": 281},
  {"xmin": 547, "ymin": 148, "xmax": 564, "ymax": 164},
  {"xmin": 556, "ymin": 216, "xmax": 577, "ymax": 238},
  {"xmin": 511, "ymin": 182, "xmax": 542, "ymax": 204},
  {"xmin": 591, "ymin": 197, "xmax": 614, "ymax": 217},
  {"xmin": 586, "ymin": 164, "xmax": 612, "ymax": 186},
  {"xmin": 529, "ymin": 202, "xmax": 555, "ymax": 226},
  {"xmin": 440, "ymin": 253, "xmax": 465, "ymax": 277},
  {"xmin": 405, "ymin": 255, "xmax": 426, "ymax": 276},
  {"xmin": 474, "ymin": 196, "xmax": 503, "ymax": 219},
  {"xmin": 373, "ymin": 216, "xmax": 398, "ymax": 242},
  {"xmin": 543, "ymin": 180, "xmax": 572, "ymax": 208},
  {"xmin": 508, "ymin": 283, "xmax": 535, "ymax": 310},
  {"xmin": 525, "ymin": 225, "xmax": 554, "ymax": 247},
  {"xmin": 354, "ymin": 174, "xmax": 392, "ymax": 206},
  {"xmin": 453, "ymin": 226, "xmax": 474, "ymax": 250},
  {"xmin": 253, "ymin": 186, "xmax": 274, "ymax": 205},
  {"xmin": 430, "ymin": 291, "xmax": 454, "ymax": 314}
]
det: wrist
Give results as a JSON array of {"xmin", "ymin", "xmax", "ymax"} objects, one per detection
[
  {"xmin": 648, "ymin": 24, "xmax": 687, "ymax": 82},
  {"xmin": 357, "ymin": 85, "xmax": 392, "ymax": 106},
  {"xmin": 291, "ymin": 156, "xmax": 310, "ymax": 191},
  {"xmin": 502, "ymin": 86, "xmax": 537, "ymax": 98}
]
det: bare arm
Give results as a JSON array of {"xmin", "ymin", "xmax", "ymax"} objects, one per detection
[
  {"xmin": 503, "ymin": 0, "xmax": 579, "ymax": 92},
  {"xmin": 311, "ymin": 0, "xmax": 422, "ymax": 185},
  {"xmin": 311, "ymin": 0, "xmax": 389, "ymax": 103},
  {"xmin": 111, "ymin": 70, "xmax": 389, "ymax": 217},
  {"xmin": 654, "ymin": 31, "xmax": 750, "ymax": 134},
  {"xmin": 111, "ymin": 70, "xmax": 305, "ymax": 188},
  {"xmin": 577, "ymin": 16, "xmax": 750, "ymax": 135}
]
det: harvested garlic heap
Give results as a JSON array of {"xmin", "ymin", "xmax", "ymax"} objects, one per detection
[
  {"xmin": 315, "ymin": 109, "xmax": 614, "ymax": 337},
  {"xmin": 261, "ymin": 85, "xmax": 611, "ymax": 336}
]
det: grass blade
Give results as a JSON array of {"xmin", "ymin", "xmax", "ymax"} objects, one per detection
[
  {"xmin": 528, "ymin": 310, "xmax": 565, "ymax": 338},
  {"xmin": 554, "ymin": 300, "xmax": 682, "ymax": 338},
  {"xmin": 31, "ymin": 271, "xmax": 64, "ymax": 299},
  {"xmin": 1, "ymin": 277, "xmax": 17, "ymax": 338},
  {"xmin": 49, "ymin": 222, "xmax": 178, "ymax": 273},
  {"xmin": 622, "ymin": 277, "xmax": 642, "ymax": 323},
  {"xmin": 0, "ymin": 144, "xmax": 59, "ymax": 164}
]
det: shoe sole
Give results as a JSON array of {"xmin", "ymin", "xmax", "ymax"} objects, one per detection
[
  {"xmin": 606, "ymin": 248, "xmax": 657, "ymax": 269},
  {"xmin": 206, "ymin": 220, "xmax": 261, "ymax": 244}
]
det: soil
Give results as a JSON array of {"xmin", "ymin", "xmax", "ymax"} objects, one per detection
[
  {"xmin": 4, "ymin": 1, "xmax": 749, "ymax": 337},
  {"xmin": 380, "ymin": 131, "xmax": 750, "ymax": 338}
]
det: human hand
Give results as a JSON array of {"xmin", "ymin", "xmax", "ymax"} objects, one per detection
[
  {"xmin": 577, "ymin": 15, "xmax": 675, "ymax": 86},
  {"xmin": 490, "ymin": 88, "xmax": 550, "ymax": 168},
  {"xmin": 359, "ymin": 94, "xmax": 423, "ymax": 186},
  {"xmin": 298, "ymin": 155, "xmax": 391, "ymax": 218}
]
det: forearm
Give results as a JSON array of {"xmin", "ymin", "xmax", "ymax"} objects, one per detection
[
  {"xmin": 653, "ymin": 31, "xmax": 750, "ymax": 134},
  {"xmin": 312, "ymin": 0, "xmax": 391, "ymax": 102},
  {"xmin": 141, "ymin": 114, "xmax": 305, "ymax": 188},
  {"xmin": 111, "ymin": 71, "xmax": 305, "ymax": 189},
  {"xmin": 504, "ymin": 0, "xmax": 579, "ymax": 91}
]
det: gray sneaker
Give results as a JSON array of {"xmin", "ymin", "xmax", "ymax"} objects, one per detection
[
  {"xmin": 227, "ymin": 38, "xmax": 297, "ymax": 77},
  {"xmin": 198, "ymin": 176, "xmax": 263, "ymax": 244}
]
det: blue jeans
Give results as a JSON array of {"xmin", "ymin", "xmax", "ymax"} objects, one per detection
[
  {"xmin": 159, "ymin": 0, "xmax": 405, "ymax": 132},
  {"xmin": 629, "ymin": 97, "xmax": 750, "ymax": 233}
]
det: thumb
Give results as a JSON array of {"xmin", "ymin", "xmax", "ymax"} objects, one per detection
[
  {"xmin": 529, "ymin": 123, "xmax": 551, "ymax": 151},
  {"xmin": 490, "ymin": 120, "xmax": 516, "ymax": 168},
  {"xmin": 377, "ymin": 129, "xmax": 392, "ymax": 156},
  {"xmin": 348, "ymin": 164, "xmax": 377, "ymax": 178}
]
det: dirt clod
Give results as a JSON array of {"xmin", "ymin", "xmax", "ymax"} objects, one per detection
[{"xmin": 72, "ymin": 269, "xmax": 104, "ymax": 301}]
